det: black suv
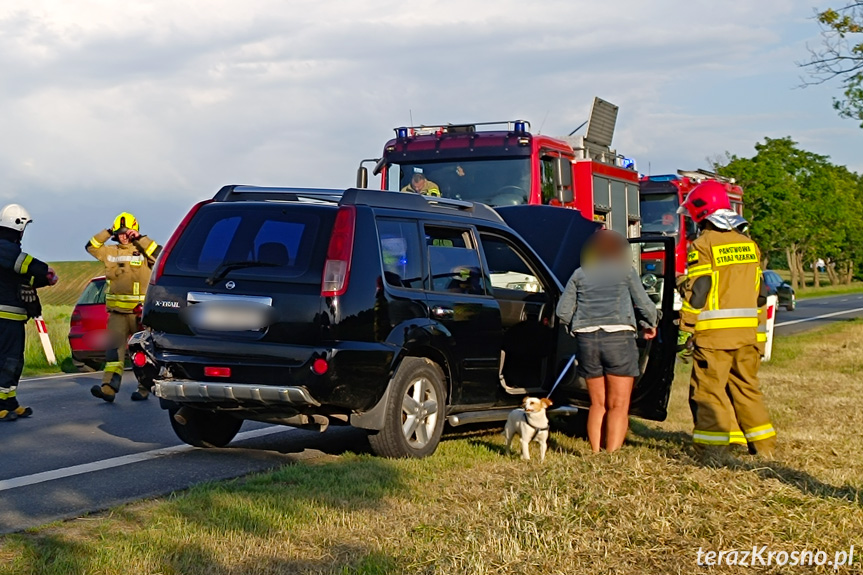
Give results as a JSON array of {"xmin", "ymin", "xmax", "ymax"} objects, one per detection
[{"xmin": 130, "ymin": 186, "xmax": 678, "ymax": 458}]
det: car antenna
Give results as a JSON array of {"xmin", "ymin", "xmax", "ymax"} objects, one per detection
[{"xmin": 538, "ymin": 110, "xmax": 549, "ymax": 134}]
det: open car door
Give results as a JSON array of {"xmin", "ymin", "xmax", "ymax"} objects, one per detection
[
  {"xmin": 495, "ymin": 205, "xmax": 678, "ymax": 422},
  {"xmin": 627, "ymin": 235, "xmax": 678, "ymax": 421},
  {"xmin": 543, "ymin": 235, "xmax": 678, "ymax": 421}
]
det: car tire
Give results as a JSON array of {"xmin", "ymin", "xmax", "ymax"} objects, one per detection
[
  {"xmin": 786, "ymin": 297, "xmax": 796, "ymax": 312},
  {"xmin": 367, "ymin": 357, "xmax": 446, "ymax": 459},
  {"xmin": 74, "ymin": 360, "xmax": 98, "ymax": 373},
  {"xmin": 168, "ymin": 407, "xmax": 243, "ymax": 448}
]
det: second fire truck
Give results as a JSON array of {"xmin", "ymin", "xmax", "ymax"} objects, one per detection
[{"xmin": 639, "ymin": 169, "xmax": 744, "ymax": 305}]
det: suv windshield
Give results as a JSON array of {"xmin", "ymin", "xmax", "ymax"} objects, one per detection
[
  {"xmin": 165, "ymin": 204, "xmax": 333, "ymax": 282},
  {"xmin": 640, "ymin": 193, "xmax": 680, "ymax": 234},
  {"xmin": 387, "ymin": 158, "xmax": 531, "ymax": 206}
]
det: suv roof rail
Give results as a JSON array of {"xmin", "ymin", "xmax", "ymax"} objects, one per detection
[
  {"xmin": 340, "ymin": 188, "xmax": 504, "ymax": 223},
  {"xmin": 213, "ymin": 185, "xmax": 344, "ymax": 203}
]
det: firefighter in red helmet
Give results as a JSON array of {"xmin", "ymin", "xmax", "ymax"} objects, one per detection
[{"xmin": 677, "ymin": 180, "xmax": 776, "ymax": 464}]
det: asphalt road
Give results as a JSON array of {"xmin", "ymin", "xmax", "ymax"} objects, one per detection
[
  {"xmin": 0, "ymin": 371, "xmax": 370, "ymax": 535},
  {"xmin": 773, "ymin": 292, "xmax": 863, "ymax": 336},
  {"xmin": 2, "ymin": 292, "xmax": 861, "ymax": 535}
]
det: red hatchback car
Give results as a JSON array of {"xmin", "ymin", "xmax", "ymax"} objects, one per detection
[{"xmin": 68, "ymin": 277, "xmax": 110, "ymax": 371}]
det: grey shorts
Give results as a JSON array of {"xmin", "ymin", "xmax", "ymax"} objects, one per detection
[{"xmin": 575, "ymin": 330, "xmax": 640, "ymax": 378}]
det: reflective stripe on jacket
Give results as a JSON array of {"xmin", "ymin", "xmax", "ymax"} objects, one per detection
[
  {"xmin": 682, "ymin": 228, "xmax": 763, "ymax": 349},
  {"xmin": 86, "ymin": 229, "xmax": 159, "ymax": 313}
]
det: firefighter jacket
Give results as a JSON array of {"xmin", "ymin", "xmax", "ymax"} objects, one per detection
[
  {"xmin": 86, "ymin": 229, "xmax": 160, "ymax": 313},
  {"xmin": 680, "ymin": 228, "xmax": 766, "ymax": 350},
  {"xmin": 401, "ymin": 180, "xmax": 441, "ymax": 196},
  {"xmin": 0, "ymin": 229, "xmax": 52, "ymax": 321}
]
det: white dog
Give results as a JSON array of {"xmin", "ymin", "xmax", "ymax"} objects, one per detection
[{"xmin": 504, "ymin": 397, "xmax": 553, "ymax": 461}]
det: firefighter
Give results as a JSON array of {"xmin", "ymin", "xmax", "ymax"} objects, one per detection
[
  {"xmin": 0, "ymin": 204, "xmax": 59, "ymax": 421},
  {"xmin": 401, "ymin": 173, "xmax": 441, "ymax": 196},
  {"xmin": 87, "ymin": 212, "xmax": 161, "ymax": 402},
  {"xmin": 677, "ymin": 181, "xmax": 776, "ymax": 463}
]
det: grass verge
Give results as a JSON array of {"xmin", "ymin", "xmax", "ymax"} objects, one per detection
[
  {"xmin": 3, "ymin": 322, "xmax": 863, "ymax": 574},
  {"xmin": 22, "ymin": 305, "xmax": 76, "ymax": 377}
]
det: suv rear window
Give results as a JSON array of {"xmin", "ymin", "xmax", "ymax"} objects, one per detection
[{"xmin": 164, "ymin": 204, "xmax": 333, "ymax": 282}]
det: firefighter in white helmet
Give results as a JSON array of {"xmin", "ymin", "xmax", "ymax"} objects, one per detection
[
  {"xmin": 0, "ymin": 204, "xmax": 59, "ymax": 421},
  {"xmin": 86, "ymin": 212, "xmax": 161, "ymax": 402}
]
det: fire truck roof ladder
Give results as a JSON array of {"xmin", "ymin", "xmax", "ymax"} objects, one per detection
[{"xmin": 677, "ymin": 169, "xmax": 736, "ymax": 184}]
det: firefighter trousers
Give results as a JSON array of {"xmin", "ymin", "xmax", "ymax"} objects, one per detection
[
  {"xmin": 102, "ymin": 311, "xmax": 139, "ymax": 391},
  {"xmin": 689, "ymin": 344, "xmax": 776, "ymax": 455},
  {"xmin": 0, "ymin": 318, "xmax": 25, "ymax": 412}
]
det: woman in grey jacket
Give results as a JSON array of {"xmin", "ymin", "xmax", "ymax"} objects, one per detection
[{"xmin": 556, "ymin": 230, "xmax": 657, "ymax": 453}]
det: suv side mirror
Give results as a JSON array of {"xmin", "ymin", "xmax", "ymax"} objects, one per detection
[{"xmin": 356, "ymin": 166, "xmax": 369, "ymax": 189}]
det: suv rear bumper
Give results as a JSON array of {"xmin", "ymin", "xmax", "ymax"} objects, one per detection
[{"xmin": 154, "ymin": 379, "xmax": 320, "ymax": 406}]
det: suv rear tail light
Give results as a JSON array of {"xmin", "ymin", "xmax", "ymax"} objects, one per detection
[
  {"xmin": 151, "ymin": 199, "xmax": 213, "ymax": 285},
  {"xmin": 204, "ymin": 366, "xmax": 231, "ymax": 378},
  {"xmin": 321, "ymin": 205, "xmax": 356, "ymax": 297}
]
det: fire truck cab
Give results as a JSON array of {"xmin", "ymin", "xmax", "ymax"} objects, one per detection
[
  {"xmin": 357, "ymin": 98, "xmax": 642, "ymax": 239},
  {"xmin": 639, "ymin": 169, "xmax": 744, "ymax": 306}
]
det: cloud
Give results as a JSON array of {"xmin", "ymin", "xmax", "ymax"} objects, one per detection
[{"xmin": 0, "ymin": 0, "xmax": 858, "ymax": 260}]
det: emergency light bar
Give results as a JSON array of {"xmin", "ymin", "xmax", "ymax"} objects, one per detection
[{"xmin": 393, "ymin": 120, "xmax": 531, "ymax": 139}]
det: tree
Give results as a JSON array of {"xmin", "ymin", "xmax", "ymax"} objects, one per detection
[
  {"xmin": 717, "ymin": 137, "xmax": 863, "ymax": 290},
  {"xmin": 801, "ymin": 2, "xmax": 863, "ymax": 126}
]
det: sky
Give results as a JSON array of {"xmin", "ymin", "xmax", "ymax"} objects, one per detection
[{"xmin": 2, "ymin": 0, "xmax": 860, "ymax": 261}]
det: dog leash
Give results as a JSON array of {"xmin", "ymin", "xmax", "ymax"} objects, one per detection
[{"xmin": 546, "ymin": 354, "xmax": 576, "ymax": 400}]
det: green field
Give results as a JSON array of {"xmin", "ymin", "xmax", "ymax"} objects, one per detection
[
  {"xmin": 21, "ymin": 261, "xmax": 103, "ymax": 376},
  {"xmin": 4, "ymin": 321, "xmax": 862, "ymax": 574},
  {"xmin": 22, "ymin": 305, "xmax": 76, "ymax": 376},
  {"xmin": 39, "ymin": 261, "xmax": 104, "ymax": 306}
]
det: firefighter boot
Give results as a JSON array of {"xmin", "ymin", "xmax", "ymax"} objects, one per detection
[
  {"xmin": 90, "ymin": 384, "xmax": 116, "ymax": 403},
  {"xmin": 11, "ymin": 406, "xmax": 32, "ymax": 418},
  {"xmin": 130, "ymin": 386, "xmax": 150, "ymax": 401},
  {"xmin": 694, "ymin": 444, "xmax": 734, "ymax": 468},
  {"xmin": 748, "ymin": 435, "xmax": 777, "ymax": 461},
  {"xmin": 0, "ymin": 409, "xmax": 17, "ymax": 422}
]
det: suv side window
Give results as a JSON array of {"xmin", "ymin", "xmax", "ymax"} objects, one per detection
[
  {"xmin": 424, "ymin": 226, "xmax": 486, "ymax": 296},
  {"xmin": 481, "ymin": 234, "xmax": 546, "ymax": 294},
  {"xmin": 377, "ymin": 219, "xmax": 424, "ymax": 289}
]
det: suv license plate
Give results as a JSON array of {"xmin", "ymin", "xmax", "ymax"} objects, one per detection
[{"xmin": 189, "ymin": 303, "xmax": 270, "ymax": 331}]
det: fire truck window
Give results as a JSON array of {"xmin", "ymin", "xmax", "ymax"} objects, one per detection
[
  {"xmin": 540, "ymin": 155, "xmax": 573, "ymax": 204},
  {"xmin": 425, "ymin": 226, "xmax": 487, "ymax": 296},
  {"xmin": 482, "ymin": 235, "xmax": 545, "ymax": 294},
  {"xmin": 390, "ymin": 159, "xmax": 530, "ymax": 206},
  {"xmin": 641, "ymin": 193, "xmax": 681, "ymax": 234},
  {"xmin": 540, "ymin": 156, "xmax": 556, "ymax": 204},
  {"xmin": 377, "ymin": 219, "xmax": 424, "ymax": 289}
]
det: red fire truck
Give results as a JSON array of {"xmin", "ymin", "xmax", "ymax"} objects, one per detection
[
  {"xmin": 639, "ymin": 169, "xmax": 744, "ymax": 305},
  {"xmin": 357, "ymin": 98, "xmax": 642, "ymax": 238}
]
